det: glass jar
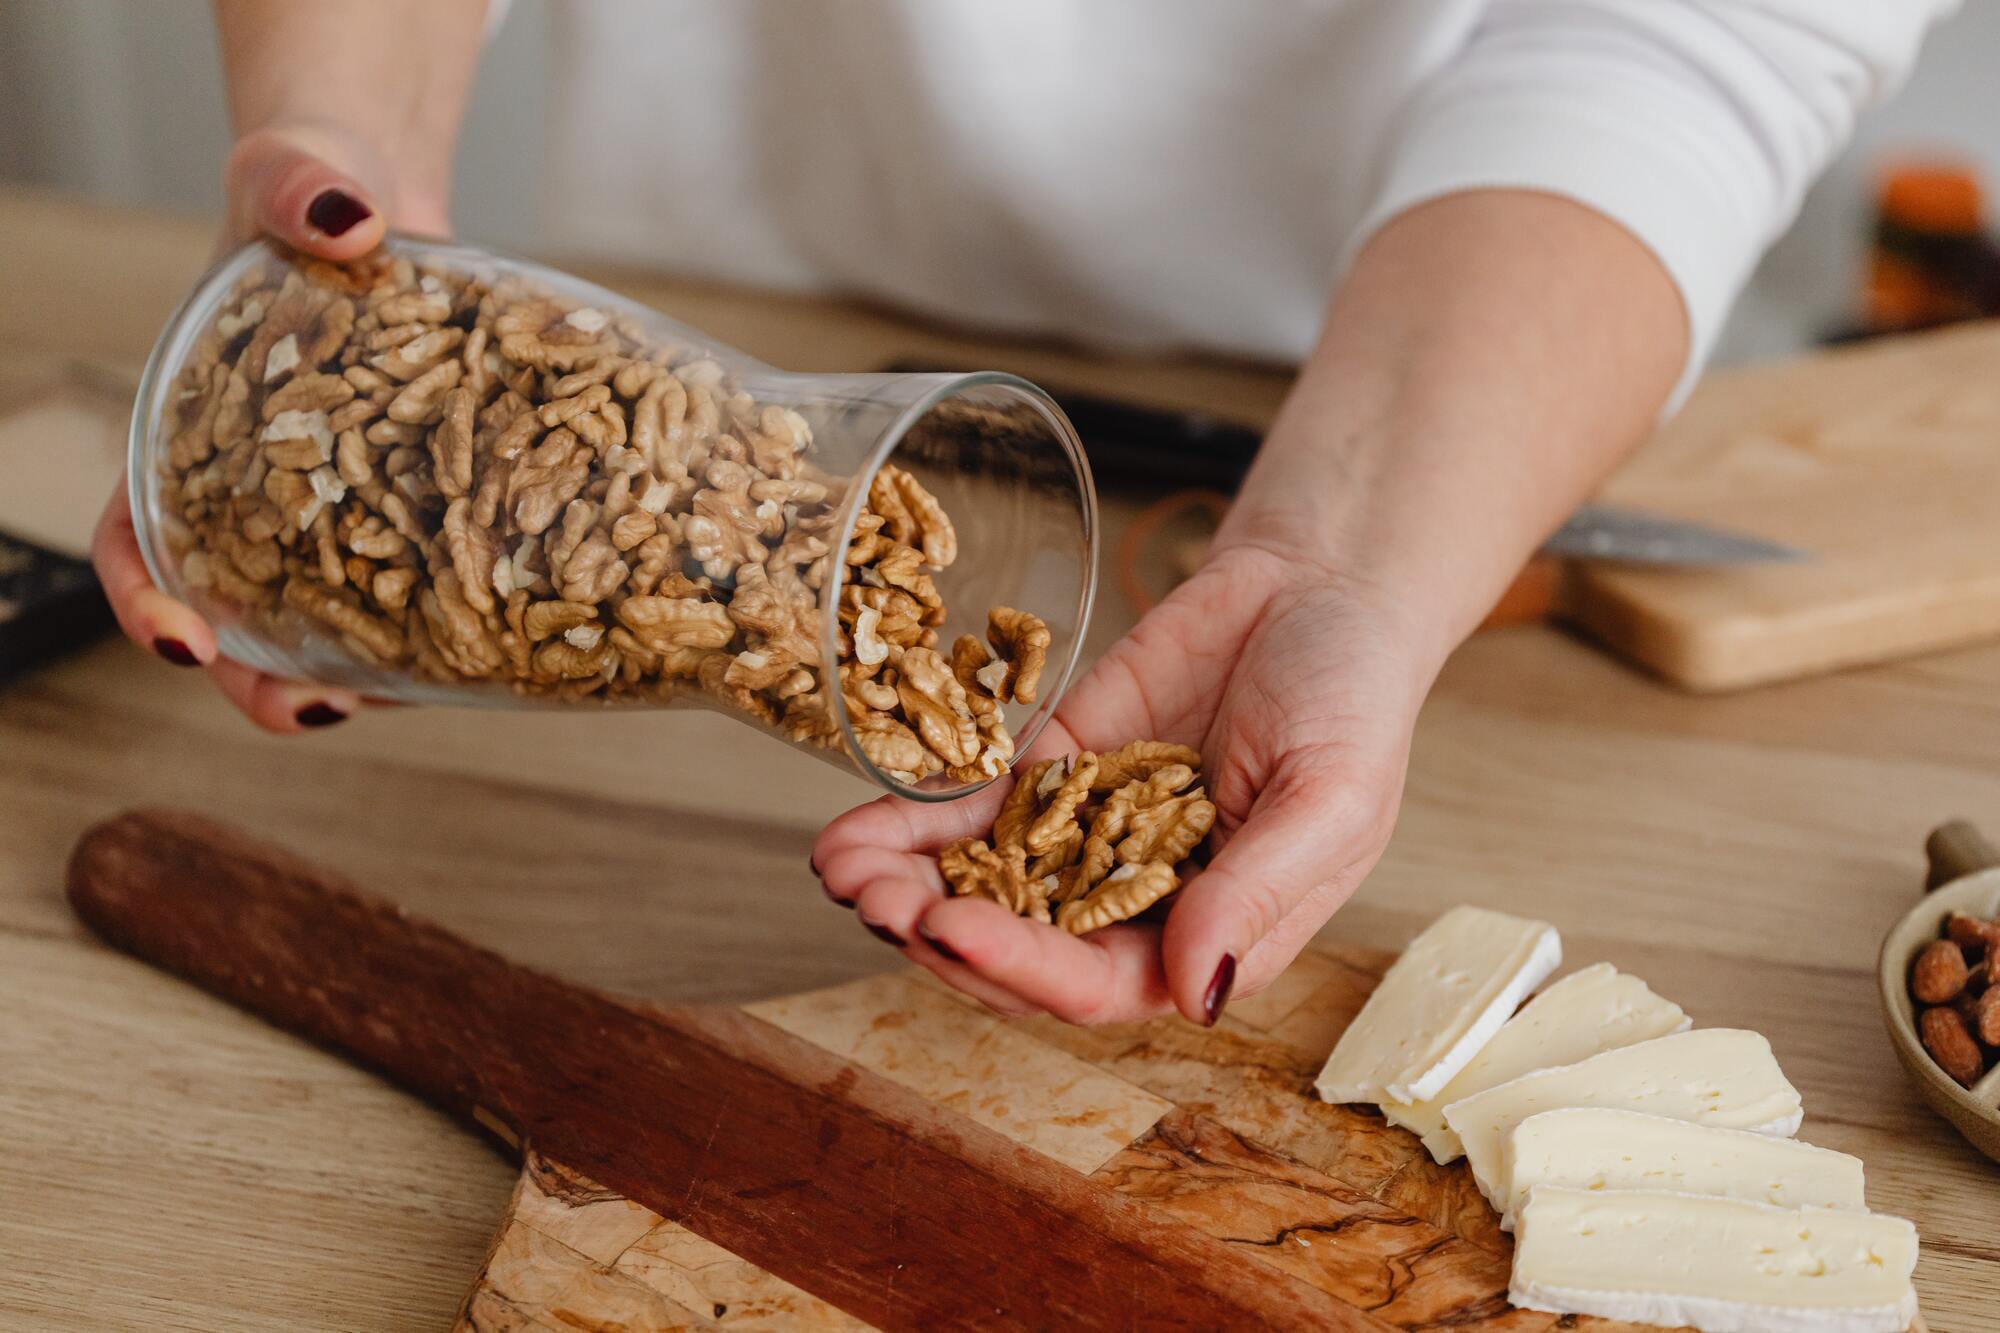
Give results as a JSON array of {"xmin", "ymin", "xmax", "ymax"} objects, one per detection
[{"xmin": 130, "ymin": 235, "xmax": 1096, "ymax": 800}]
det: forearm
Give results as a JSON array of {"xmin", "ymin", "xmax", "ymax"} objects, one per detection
[
  {"xmin": 1221, "ymin": 189, "xmax": 1687, "ymax": 672},
  {"xmin": 214, "ymin": 0, "xmax": 488, "ymax": 224}
]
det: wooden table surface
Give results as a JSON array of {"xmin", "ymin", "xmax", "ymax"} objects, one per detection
[{"xmin": 3, "ymin": 189, "xmax": 1998, "ymax": 1331}]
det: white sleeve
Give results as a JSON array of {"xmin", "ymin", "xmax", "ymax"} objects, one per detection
[{"xmin": 1348, "ymin": 0, "xmax": 1959, "ymax": 398}]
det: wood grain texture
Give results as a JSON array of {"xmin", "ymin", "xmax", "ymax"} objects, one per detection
[
  {"xmin": 67, "ymin": 810, "xmax": 1385, "ymax": 1332},
  {"xmin": 1578, "ymin": 321, "xmax": 2000, "ymax": 690},
  {"xmin": 3, "ymin": 190, "xmax": 1998, "ymax": 1331}
]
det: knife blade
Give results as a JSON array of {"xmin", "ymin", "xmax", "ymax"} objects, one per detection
[{"xmin": 1544, "ymin": 505, "xmax": 1806, "ymax": 566}]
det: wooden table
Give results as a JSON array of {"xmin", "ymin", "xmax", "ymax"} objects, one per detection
[{"xmin": 2, "ymin": 189, "xmax": 1997, "ymax": 1330}]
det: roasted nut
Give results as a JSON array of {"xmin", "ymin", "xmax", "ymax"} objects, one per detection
[
  {"xmin": 1057, "ymin": 862, "xmax": 1179, "ymax": 935},
  {"xmin": 987, "ymin": 606, "xmax": 1051, "ymax": 704},
  {"xmin": 1975, "ymin": 986, "xmax": 2000, "ymax": 1047},
  {"xmin": 1921, "ymin": 1005, "xmax": 1985, "ymax": 1087},
  {"xmin": 1913, "ymin": 939, "xmax": 1970, "ymax": 1004}
]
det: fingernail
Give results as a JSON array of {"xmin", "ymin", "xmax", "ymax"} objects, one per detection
[
  {"xmin": 859, "ymin": 916, "xmax": 904, "ymax": 948},
  {"xmin": 1202, "ymin": 953, "xmax": 1237, "ymax": 1027},
  {"xmin": 822, "ymin": 881, "xmax": 855, "ymax": 910},
  {"xmin": 306, "ymin": 189, "xmax": 372, "ymax": 238},
  {"xmin": 917, "ymin": 920, "xmax": 965, "ymax": 964},
  {"xmin": 295, "ymin": 702, "xmax": 348, "ymax": 728},
  {"xmin": 809, "ymin": 852, "xmax": 821, "ymax": 877},
  {"xmin": 153, "ymin": 637, "xmax": 200, "ymax": 668}
]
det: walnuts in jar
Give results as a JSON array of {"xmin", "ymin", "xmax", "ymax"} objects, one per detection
[
  {"xmin": 937, "ymin": 740, "xmax": 1214, "ymax": 933},
  {"xmin": 153, "ymin": 244, "xmax": 1056, "ymax": 789}
]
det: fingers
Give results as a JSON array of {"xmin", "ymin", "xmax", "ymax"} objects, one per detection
[
  {"xmin": 93, "ymin": 479, "xmax": 360, "ymax": 733},
  {"xmin": 913, "ymin": 896, "xmax": 1175, "ymax": 1025},
  {"xmin": 92, "ymin": 479, "xmax": 218, "ymax": 669},
  {"xmin": 1159, "ymin": 752, "xmax": 1396, "ymax": 1025},
  {"xmin": 204, "ymin": 656, "xmax": 362, "ymax": 735},
  {"xmin": 224, "ymin": 126, "xmax": 386, "ymax": 260}
]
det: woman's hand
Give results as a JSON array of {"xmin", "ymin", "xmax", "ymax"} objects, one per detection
[
  {"xmin": 92, "ymin": 0, "xmax": 483, "ymax": 730},
  {"xmin": 815, "ymin": 189, "xmax": 1688, "ymax": 1025},
  {"xmin": 813, "ymin": 540, "xmax": 1430, "ymax": 1025}
]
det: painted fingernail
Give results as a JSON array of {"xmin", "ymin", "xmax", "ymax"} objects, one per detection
[
  {"xmin": 822, "ymin": 881, "xmax": 855, "ymax": 910},
  {"xmin": 809, "ymin": 852, "xmax": 821, "ymax": 877},
  {"xmin": 306, "ymin": 189, "xmax": 372, "ymax": 238},
  {"xmin": 1202, "ymin": 953, "xmax": 1237, "ymax": 1027},
  {"xmin": 859, "ymin": 917, "xmax": 904, "ymax": 948},
  {"xmin": 153, "ymin": 637, "xmax": 200, "ymax": 667},
  {"xmin": 916, "ymin": 921, "xmax": 965, "ymax": 964},
  {"xmin": 295, "ymin": 702, "xmax": 348, "ymax": 728}
]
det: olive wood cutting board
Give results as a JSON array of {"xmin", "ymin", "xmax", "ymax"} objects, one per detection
[
  {"xmin": 65, "ymin": 810, "xmax": 1921, "ymax": 1331},
  {"xmin": 1572, "ymin": 320, "xmax": 2000, "ymax": 692}
]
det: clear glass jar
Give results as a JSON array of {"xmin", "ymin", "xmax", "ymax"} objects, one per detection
[{"xmin": 130, "ymin": 236, "xmax": 1096, "ymax": 800}]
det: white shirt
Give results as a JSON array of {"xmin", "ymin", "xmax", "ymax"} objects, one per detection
[{"xmin": 531, "ymin": 1, "xmax": 1953, "ymax": 385}]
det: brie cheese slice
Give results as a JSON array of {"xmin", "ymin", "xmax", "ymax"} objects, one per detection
[
  {"xmin": 1511, "ymin": 1187, "xmax": 1918, "ymax": 1333},
  {"xmin": 1382, "ymin": 963, "xmax": 1688, "ymax": 1162},
  {"xmin": 1444, "ymin": 1028, "xmax": 1802, "ymax": 1209},
  {"xmin": 1502, "ymin": 1108, "xmax": 1866, "ymax": 1230},
  {"xmin": 1314, "ymin": 906, "xmax": 1560, "ymax": 1106}
]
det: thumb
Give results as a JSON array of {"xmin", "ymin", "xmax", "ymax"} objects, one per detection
[
  {"xmin": 223, "ymin": 126, "xmax": 390, "ymax": 261},
  {"xmin": 1159, "ymin": 754, "xmax": 1397, "ymax": 1025}
]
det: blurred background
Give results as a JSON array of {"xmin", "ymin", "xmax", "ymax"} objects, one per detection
[{"xmin": 3, "ymin": 0, "xmax": 1998, "ymax": 366}]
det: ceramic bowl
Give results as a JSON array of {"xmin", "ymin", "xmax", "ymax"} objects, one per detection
[{"xmin": 1877, "ymin": 867, "xmax": 2000, "ymax": 1163}]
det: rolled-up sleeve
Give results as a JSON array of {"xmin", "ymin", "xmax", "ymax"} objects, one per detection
[{"xmin": 1348, "ymin": 0, "xmax": 1958, "ymax": 398}]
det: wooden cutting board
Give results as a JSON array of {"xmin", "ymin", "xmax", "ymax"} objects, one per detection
[
  {"xmin": 65, "ymin": 810, "xmax": 1919, "ymax": 1332},
  {"xmin": 1571, "ymin": 321, "xmax": 2000, "ymax": 692}
]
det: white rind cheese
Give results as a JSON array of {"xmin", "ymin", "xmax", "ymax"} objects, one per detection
[
  {"xmin": 1314, "ymin": 906, "xmax": 1560, "ymax": 1106},
  {"xmin": 1502, "ymin": 1108, "xmax": 1867, "ymax": 1230},
  {"xmin": 1382, "ymin": 963, "xmax": 1689, "ymax": 1162},
  {"xmin": 1511, "ymin": 1187, "xmax": 1918, "ymax": 1333},
  {"xmin": 1443, "ymin": 1028, "xmax": 1803, "ymax": 1209}
]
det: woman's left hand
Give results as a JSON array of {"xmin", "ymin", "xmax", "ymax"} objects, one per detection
[{"xmin": 810, "ymin": 537, "xmax": 1431, "ymax": 1026}]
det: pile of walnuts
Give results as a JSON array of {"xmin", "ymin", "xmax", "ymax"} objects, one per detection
[
  {"xmin": 157, "ymin": 247, "xmax": 1047, "ymax": 785},
  {"xmin": 939, "ymin": 740, "xmax": 1217, "ymax": 933},
  {"xmin": 1911, "ymin": 911, "xmax": 2000, "ymax": 1087}
]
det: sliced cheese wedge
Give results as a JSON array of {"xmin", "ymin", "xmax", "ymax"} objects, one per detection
[
  {"xmin": 1314, "ymin": 906, "xmax": 1559, "ymax": 1106},
  {"xmin": 1511, "ymin": 1187, "xmax": 1918, "ymax": 1333},
  {"xmin": 1502, "ymin": 1109, "xmax": 1867, "ymax": 1230},
  {"xmin": 1443, "ymin": 1028, "xmax": 1802, "ymax": 1209},
  {"xmin": 1382, "ymin": 963, "xmax": 1688, "ymax": 1162}
]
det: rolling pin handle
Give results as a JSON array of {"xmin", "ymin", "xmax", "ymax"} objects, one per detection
[{"xmin": 1925, "ymin": 819, "xmax": 2000, "ymax": 890}]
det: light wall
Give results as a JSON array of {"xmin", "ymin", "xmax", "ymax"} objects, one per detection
[{"xmin": 2, "ymin": 0, "xmax": 1993, "ymax": 365}]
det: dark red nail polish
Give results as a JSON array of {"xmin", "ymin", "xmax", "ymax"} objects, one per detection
[
  {"xmin": 860, "ymin": 917, "xmax": 904, "ymax": 948},
  {"xmin": 153, "ymin": 637, "xmax": 199, "ymax": 667},
  {"xmin": 822, "ymin": 881, "xmax": 854, "ymax": 909},
  {"xmin": 295, "ymin": 702, "xmax": 348, "ymax": 728},
  {"xmin": 917, "ymin": 921, "xmax": 965, "ymax": 964},
  {"xmin": 809, "ymin": 853, "xmax": 821, "ymax": 877},
  {"xmin": 1202, "ymin": 953, "xmax": 1237, "ymax": 1027},
  {"xmin": 306, "ymin": 189, "xmax": 371, "ymax": 238}
]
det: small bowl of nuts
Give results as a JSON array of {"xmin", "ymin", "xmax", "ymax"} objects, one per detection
[{"xmin": 1878, "ymin": 823, "xmax": 2000, "ymax": 1163}]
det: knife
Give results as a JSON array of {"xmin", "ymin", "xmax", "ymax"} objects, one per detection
[{"xmin": 1544, "ymin": 505, "xmax": 1805, "ymax": 566}]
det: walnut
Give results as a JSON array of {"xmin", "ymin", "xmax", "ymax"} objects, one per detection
[
  {"xmin": 1057, "ymin": 862, "xmax": 1178, "ymax": 935},
  {"xmin": 557, "ymin": 532, "xmax": 629, "ymax": 605},
  {"xmin": 1117, "ymin": 790, "xmax": 1216, "ymax": 868},
  {"xmin": 1092, "ymin": 740, "xmax": 1204, "ymax": 792},
  {"xmin": 939, "ymin": 839, "xmax": 1047, "ymax": 924},
  {"xmin": 429, "ymin": 385, "xmax": 476, "ymax": 499},
  {"xmin": 850, "ymin": 710, "xmax": 929, "ymax": 776},
  {"xmin": 617, "ymin": 596, "xmax": 735, "ymax": 652},
  {"xmin": 874, "ymin": 544, "xmax": 940, "ymax": 611},
  {"xmin": 386, "ymin": 358, "xmax": 463, "ymax": 424},
  {"xmin": 1024, "ymin": 753, "xmax": 1098, "ymax": 856},
  {"xmin": 987, "ymin": 606, "xmax": 1051, "ymax": 705},
  {"xmin": 507, "ymin": 429, "xmax": 593, "ymax": 535},
  {"xmin": 282, "ymin": 576, "xmax": 405, "ymax": 664},
  {"xmin": 419, "ymin": 570, "xmax": 507, "ymax": 677},
  {"xmin": 994, "ymin": 760, "xmax": 1056, "ymax": 849},
  {"xmin": 894, "ymin": 646, "xmax": 978, "ymax": 770},
  {"xmin": 685, "ymin": 459, "xmax": 767, "ymax": 579},
  {"xmin": 869, "ymin": 465, "xmax": 957, "ymax": 567}
]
